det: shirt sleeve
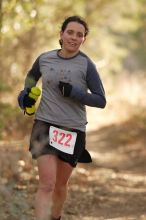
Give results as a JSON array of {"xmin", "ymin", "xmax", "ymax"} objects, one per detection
[
  {"xmin": 24, "ymin": 56, "xmax": 42, "ymax": 89},
  {"xmin": 70, "ymin": 59, "xmax": 106, "ymax": 108}
]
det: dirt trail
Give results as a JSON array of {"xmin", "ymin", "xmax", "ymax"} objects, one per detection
[{"xmin": 0, "ymin": 110, "xmax": 146, "ymax": 220}]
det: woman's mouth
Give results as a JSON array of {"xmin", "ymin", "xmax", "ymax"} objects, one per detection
[{"xmin": 68, "ymin": 42, "xmax": 77, "ymax": 47}]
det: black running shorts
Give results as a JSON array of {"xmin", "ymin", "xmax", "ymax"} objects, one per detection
[{"xmin": 29, "ymin": 120, "xmax": 92, "ymax": 167}]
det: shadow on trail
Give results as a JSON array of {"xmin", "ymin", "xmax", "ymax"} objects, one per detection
[
  {"xmin": 64, "ymin": 113, "xmax": 146, "ymax": 219},
  {"xmin": 87, "ymin": 113, "xmax": 146, "ymax": 173}
]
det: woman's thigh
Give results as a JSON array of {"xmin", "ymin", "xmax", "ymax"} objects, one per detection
[
  {"xmin": 55, "ymin": 158, "xmax": 74, "ymax": 187},
  {"xmin": 37, "ymin": 154, "xmax": 57, "ymax": 187}
]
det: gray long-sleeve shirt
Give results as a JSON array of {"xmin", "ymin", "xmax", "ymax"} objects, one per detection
[{"xmin": 24, "ymin": 50, "xmax": 106, "ymax": 131}]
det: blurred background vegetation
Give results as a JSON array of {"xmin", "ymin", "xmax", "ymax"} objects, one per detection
[{"xmin": 0, "ymin": 0, "xmax": 146, "ymax": 140}]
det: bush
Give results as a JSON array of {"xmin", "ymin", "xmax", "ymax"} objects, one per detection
[{"xmin": 0, "ymin": 102, "xmax": 33, "ymax": 140}]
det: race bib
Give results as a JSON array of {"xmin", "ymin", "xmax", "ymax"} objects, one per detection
[{"xmin": 49, "ymin": 126, "xmax": 77, "ymax": 155}]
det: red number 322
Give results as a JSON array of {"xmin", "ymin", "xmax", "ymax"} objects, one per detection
[{"xmin": 52, "ymin": 130, "xmax": 72, "ymax": 147}]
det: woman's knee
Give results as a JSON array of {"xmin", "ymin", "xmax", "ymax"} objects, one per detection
[
  {"xmin": 38, "ymin": 180, "xmax": 56, "ymax": 193},
  {"xmin": 37, "ymin": 155, "xmax": 57, "ymax": 193},
  {"xmin": 54, "ymin": 183, "xmax": 68, "ymax": 195}
]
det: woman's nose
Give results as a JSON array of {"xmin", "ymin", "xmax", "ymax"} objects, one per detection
[{"xmin": 71, "ymin": 34, "xmax": 77, "ymax": 40}]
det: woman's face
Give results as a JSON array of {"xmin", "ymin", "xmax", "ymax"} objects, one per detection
[{"xmin": 60, "ymin": 21, "xmax": 86, "ymax": 54}]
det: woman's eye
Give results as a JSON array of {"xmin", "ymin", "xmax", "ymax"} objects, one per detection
[
  {"xmin": 77, "ymin": 33, "xmax": 84, "ymax": 38},
  {"xmin": 67, "ymin": 30, "xmax": 73, "ymax": 35},
  {"xmin": 66, "ymin": 30, "xmax": 84, "ymax": 38}
]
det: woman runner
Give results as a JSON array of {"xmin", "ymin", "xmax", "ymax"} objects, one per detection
[{"xmin": 18, "ymin": 15, "xmax": 106, "ymax": 220}]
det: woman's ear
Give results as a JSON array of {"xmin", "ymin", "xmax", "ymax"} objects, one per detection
[
  {"xmin": 83, "ymin": 37, "xmax": 86, "ymax": 44},
  {"xmin": 60, "ymin": 31, "xmax": 63, "ymax": 39}
]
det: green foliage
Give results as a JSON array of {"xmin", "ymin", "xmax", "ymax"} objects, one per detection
[
  {"xmin": 0, "ymin": 83, "xmax": 11, "ymax": 92},
  {"xmin": 0, "ymin": 102, "xmax": 33, "ymax": 140},
  {"xmin": 1, "ymin": 0, "xmax": 146, "ymax": 79}
]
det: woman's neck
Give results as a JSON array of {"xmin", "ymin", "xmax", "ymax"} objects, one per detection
[{"xmin": 58, "ymin": 49, "xmax": 79, "ymax": 58}]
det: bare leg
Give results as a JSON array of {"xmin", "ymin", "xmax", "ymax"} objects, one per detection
[
  {"xmin": 35, "ymin": 155, "xmax": 57, "ymax": 220},
  {"xmin": 52, "ymin": 158, "xmax": 74, "ymax": 219}
]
